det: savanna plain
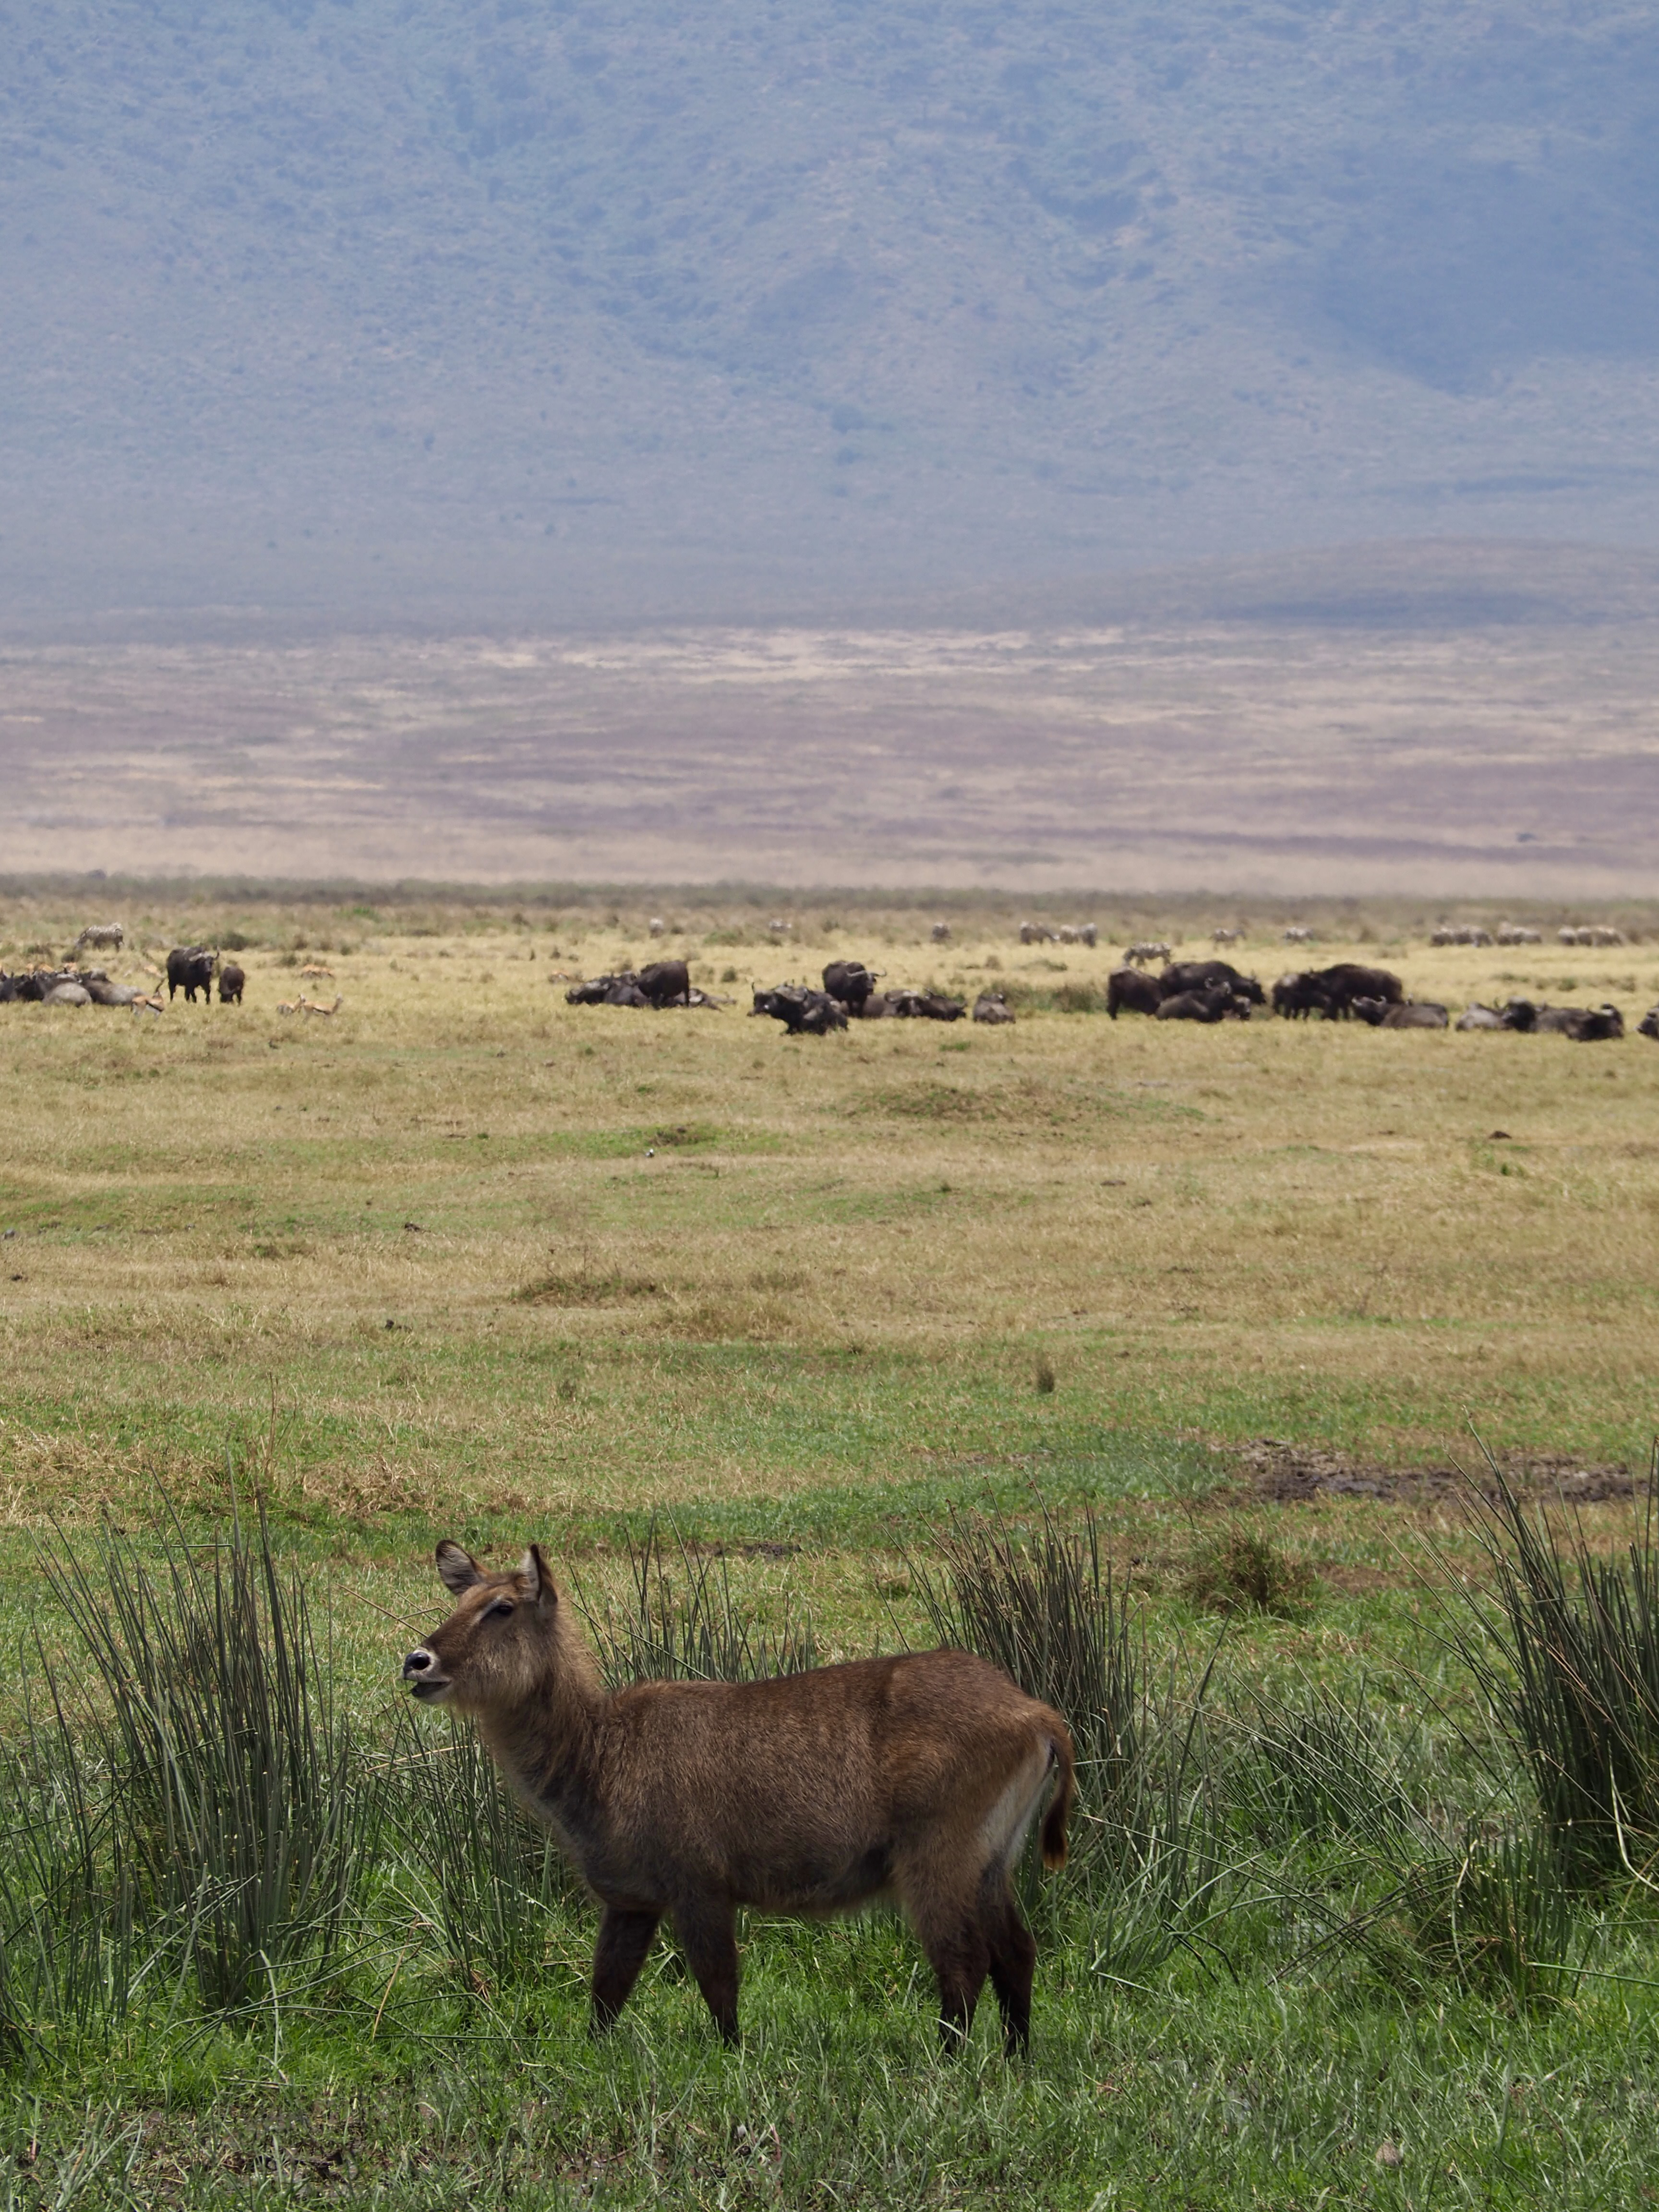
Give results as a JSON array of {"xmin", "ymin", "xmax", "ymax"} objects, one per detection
[{"xmin": 4, "ymin": 886, "xmax": 1659, "ymax": 2210}]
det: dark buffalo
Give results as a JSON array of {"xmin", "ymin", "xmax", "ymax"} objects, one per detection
[
  {"xmin": 823, "ymin": 960, "xmax": 879, "ymax": 1013},
  {"xmin": 1106, "ymin": 967, "xmax": 1164, "ymax": 1018},
  {"xmin": 879, "ymin": 989, "xmax": 965, "ymax": 1021},
  {"xmin": 219, "ymin": 963, "xmax": 246, "ymax": 1005},
  {"xmin": 752, "ymin": 985, "xmax": 848, "ymax": 1035},
  {"xmin": 637, "ymin": 960, "xmax": 690, "ymax": 1008},
  {"xmin": 1305, "ymin": 963, "xmax": 1404, "ymax": 1018},
  {"xmin": 1639, "ymin": 1004, "xmax": 1659, "ymax": 1042},
  {"xmin": 1159, "ymin": 960, "xmax": 1264, "ymax": 1004},
  {"xmin": 1271, "ymin": 971, "xmax": 1333, "ymax": 1019},
  {"xmin": 1156, "ymin": 984, "xmax": 1247, "ymax": 1023},
  {"xmin": 1352, "ymin": 998, "xmax": 1448, "ymax": 1029},
  {"xmin": 167, "ymin": 946, "xmax": 217, "ymax": 1002},
  {"xmin": 972, "ymin": 991, "xmax": 1015, "ymax": 1024},
  {"xmin": 1568, "ymin": 1004, "xmax": 1624, "ymax": 1042},
  {"xmin": 0, "ymin": 972, "xmax": 23, "ymax": 1003}
]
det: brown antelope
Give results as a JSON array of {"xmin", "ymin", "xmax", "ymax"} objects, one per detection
[{"xmin": 404, "ymin": 1541, "xmax": 1074, "ymax": 2052}]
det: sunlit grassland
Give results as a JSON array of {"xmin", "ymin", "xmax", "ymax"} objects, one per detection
[{"xmin": 3, "ymin": 891, "xmax": 1659, "ymax": 2208}]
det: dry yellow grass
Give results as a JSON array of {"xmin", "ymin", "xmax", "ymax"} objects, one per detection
[{"xmin": 1, "ymin": 892, "xmax": 1656, "ymax": 1542}]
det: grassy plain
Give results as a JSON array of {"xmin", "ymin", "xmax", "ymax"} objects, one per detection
[{"xmin": 3, "ymin": 887, "xmax": 1659, "ymax": 2208}]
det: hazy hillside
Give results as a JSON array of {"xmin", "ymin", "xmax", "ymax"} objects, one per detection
[{"xmin": 5, "ymin": 0, "xmax": 1659, "ymax": 627}]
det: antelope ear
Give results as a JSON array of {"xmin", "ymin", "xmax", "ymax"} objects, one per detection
[
  {"xmin": 518, "ymin": 1544, "xmax": 554, "ymax": 1603},
  {"xmin": 435, "ymin": 1539, "xmax": 483, "ymax": 1594}
]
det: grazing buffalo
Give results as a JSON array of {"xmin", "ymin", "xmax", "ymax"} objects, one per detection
[
  {"xmin": 751, "ymin": 985, "xmax": 847, "ymax": 1034},
  {"xmin": 823, "ymin": 960, "xmax": 879, "ymax": 1013},
  {"xmin": 1271, "ymin": 971, "xmax": 1333, "ymax": 1019},
  {"xmin": 167, "ymin": 946, "xmax": 217, "ymax": 1002},
  {"xmin": 1159, "ymin": 960, "xmax": 1265, "ymax": 1004},
  {"xmin": 218, "ymin": 963, "xmax": 246, "ymax": 1004},
  {"xmin": 973, "ymin": 992, "xmax": 1015, "ymax": 1024},
  {"xmin": 1639, "ymin": 1005, "xmax": 1659, "ymax": 1041},
  {"xmin": 1352, "ymin": 998, "xmax": 1448, "ymax": 1029},
  {"xmin": 1106, "ymin": 966, "xmax": 1164, "ymax": 1018}
]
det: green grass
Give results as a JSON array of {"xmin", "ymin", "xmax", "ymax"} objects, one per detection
[{"xmin": 4, "ymin": 891, "xmax": 1659, "ymax": 2205}]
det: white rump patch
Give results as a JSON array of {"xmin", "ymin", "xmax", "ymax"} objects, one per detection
[{"xmin": 978, "ymin": 1746, "xmax": 1051, "ymax": 1871}]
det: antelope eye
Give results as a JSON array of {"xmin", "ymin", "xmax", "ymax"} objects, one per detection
[{"xmin": 484, "ymin": 1600, "xmax": 515, "ymax": 1621}]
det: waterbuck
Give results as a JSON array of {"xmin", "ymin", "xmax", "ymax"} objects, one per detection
[{"xmin": 403, "ymin": 1541, "xmax": 1075, "ymax": 2052}]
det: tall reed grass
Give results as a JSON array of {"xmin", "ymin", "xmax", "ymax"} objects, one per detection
[{"xmin": 1433, "ymin": 1451, "xmax": 1659, "ymax": 1884}]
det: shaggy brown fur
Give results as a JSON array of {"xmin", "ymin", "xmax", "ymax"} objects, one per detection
[{"xmin": 404, "ymin": 1541, "xmax": 1074, "ymax": 2053}]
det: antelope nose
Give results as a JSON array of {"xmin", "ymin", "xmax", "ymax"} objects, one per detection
[{"xmin": 403, "ymin": 1648, "xmax": 434, "ymax": 1679}]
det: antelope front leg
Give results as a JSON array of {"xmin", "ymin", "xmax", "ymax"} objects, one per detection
[{"xmin": 591, "ymin": 1905, "xmax": 660, "ymax": 2035}]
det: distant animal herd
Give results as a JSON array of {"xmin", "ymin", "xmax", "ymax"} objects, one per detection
[{"xmin": 4, "ymin": 923, "xmax": 1657, "ymax": 1045}]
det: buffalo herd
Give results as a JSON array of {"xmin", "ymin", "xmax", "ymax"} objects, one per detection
[{"xmin": 0, "ymin": 943, "xmax": 244, "ymax": 1010}]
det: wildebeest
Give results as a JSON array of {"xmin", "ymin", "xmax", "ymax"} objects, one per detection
[
  {"xmin": 167, "ymin": 946, "xmax": 217, "ymax": 1002},
  {"xmin": 1352, "ymin": 998, "xmax": 1448, "ymax": 1029},
  {"xmin": 823, "ymin": 960, "xmax": 879, "ymax": 1013},
  {"xmin": 972, "ymin": 991, "xmax": 1015, "ymax": 1024},
  {"xmin": 1106, "ymin": 966, "xmax": 1164, "ymax": 1019},
  {"xmin": 218, "ymin": 963, "xmax": 245, "ymax": 1004},
  {"xmin": 404, "ymin": 1540, "xmax": 1073, "ymax": 2051},
  {"xmin": 74, "ymin": 923, "xmax": 124, "ymax": 953},
  {"xmin": 751, "ymin": 985, "xmax": 847, "ymax": 1034},
  {"xmin": 1639, "ymin": 1004, "xmax": 1659, "ymax": 1041}
]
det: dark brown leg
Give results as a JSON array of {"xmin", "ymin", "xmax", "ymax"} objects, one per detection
[
  {"xmin": 986, "ymin": 1884, "xmax": 1036, "ymax": 2055},
  {"xmin": 591, "ymin": 1905, "xmax": 660, "ymax": 2034},
  {"xmin": 924, "ymin": 1918, "xmax": 990, "ymax": 2055},
  {"xmin": 671, "ymin": 1899, "xmax": 741, "ymax": 2046}
]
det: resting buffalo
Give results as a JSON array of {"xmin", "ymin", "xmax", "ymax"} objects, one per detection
[
  {"xmin": 1352, "ymin": 998, "xmax": 1448, "ymax": 1029},
  {"xmin": 1304, "ymin": 963, "xmax": 1404, "ymax": 1018},
  {"xmin": 1459, "ymin": 999, "xmax": 1539, "ymax": 1032},
  {"xmin": 0, "ymin": 972, "xmax": 23, "ymax": 1003},
  {"xmin": 1531, "ymin": 1003, "xmax": 1623, "ymax": 1039},
  {"xmin": 1106, "ymin": 967, "xmax": 1164, "ymax": 1018},
  {"xmin": 219, "ymin": 963, "xmax": 246, "ymax": 1005},
  {"xmin": 1156, "ymin": 984, "xmax": 1250, "ymax": 1023},
  {"xmin": 1639, "ymin": 1004, "xmax": 1659, "ymax": 1041},
  {"xmin": 823, "ymin": 960, "xmax": 879, "ymax": 1013},
  {"xmin": 972, "ymin": 991, "xmax": 1015, "ymax": 1024},
  {"xmin": 167, "ymin": 946, "xmax": 217, "ymax": 1002},
  {"xmin": 751, "ymin": 985, "xmax": 847, "ymax": 1034},
  {"xmin": 1159, "ymin": 960, "xmax": 1265, "ymax": 1005}
]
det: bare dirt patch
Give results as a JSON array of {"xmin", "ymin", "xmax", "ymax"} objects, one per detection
[{"xmin": 1240, "ymin": 1437, "xmax": 1635, "ymax": 1506}]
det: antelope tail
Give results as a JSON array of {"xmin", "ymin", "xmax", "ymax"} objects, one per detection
[{"xmin": 1040, "ymin": 1725, "xmax": 1076, "ymax": 1870}]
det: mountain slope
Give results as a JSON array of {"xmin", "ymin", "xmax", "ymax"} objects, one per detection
[{"xmin": 4, "ymin": 0, "xmax": 1658, "ymax": 625}]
